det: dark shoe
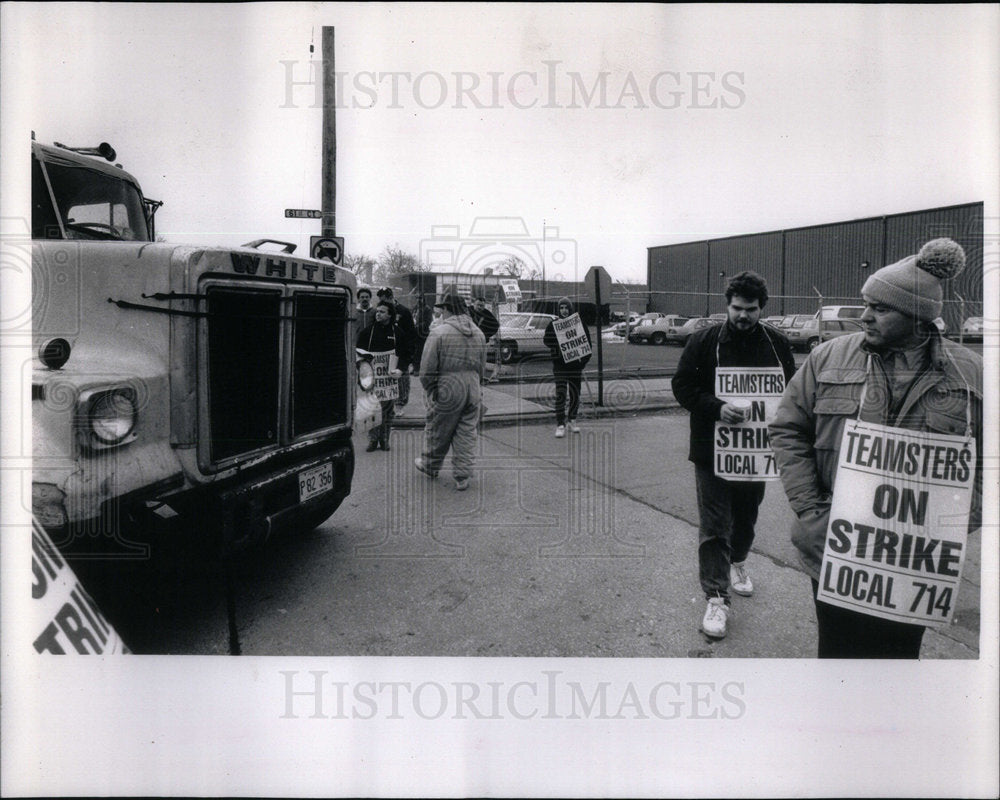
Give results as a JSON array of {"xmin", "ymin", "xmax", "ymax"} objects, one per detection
[
  {"xmin": 381, "ymin": 440, "xmax": 390, "ymax": 452},
  {"xmin": 366, "ymin": 441, "xmax": 379, "ymax": 452}
]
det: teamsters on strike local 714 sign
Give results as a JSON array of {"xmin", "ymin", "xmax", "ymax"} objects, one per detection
[
  {"xmin": 713, "ymin": 367, "xmax": 786, "ymax": 481},
  {"xmin": 817, "ymin": 419, "xmax": 975, "ymax": 628},
  {"xmin": 552, "ymin": 313, "xmax": 592, "ymax": 363}
]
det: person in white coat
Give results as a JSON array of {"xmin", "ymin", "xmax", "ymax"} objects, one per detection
[{"xmin": 414, "ymin": 285, "xmax": 487, "ymax": 491}]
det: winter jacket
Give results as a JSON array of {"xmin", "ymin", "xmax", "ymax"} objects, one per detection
[
  {"xmin": 355, "ymin": 304, "xmax": 376, "ymax": 332},
  {"xmin": 543, "ymin": 316, "xmax": 593, "ymax": 372},
  {"xmin": 768, "ymin": 331, "xmax": 983, "ymax": 579},
  {"xmin": 356, "ymin": 319, "xmax": 413, "ymax": 372},
  {"xmin": 671, "ymin": 321, "xmax": 796, "ymax": 466},
  {"xmin": 419, "ymin": 313, "xmax": 487, "ymax": 395},
  {"xmin": 470, "ymin": 307, "xmax": 500, "ymax": 341},
  {"xmin": 392, "ymin": 302, "xmax": 417, "ymax": 341}
]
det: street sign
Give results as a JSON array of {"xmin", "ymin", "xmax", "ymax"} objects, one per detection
[
  {"xmin": 285, "ymin": 209, "xmax": 323, "ymax": 219},
  {"xmin": 585, "ymin": 265, "xmax": 612, "ymax": 303},
  {"xmin": 310, "ymin": 235, "xmax": 344, "ymax": 265}
]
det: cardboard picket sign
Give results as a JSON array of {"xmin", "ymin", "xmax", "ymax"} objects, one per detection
[
  {"xmin": 552, "ymin": 313, "xmax": 591, "ymax": 363},
  {"xmin": 32, "ymin": 518, "xmax": 129, "ymax": 654},
  {"xmin": 816, "ymin": 419, "xmax": 975, "ymax": 628},
  {"xmin": 357, "ymin": 348, "xmax": 399, "ymax": 401},
  {"xmin": 713, "ymin": 366, "xmax": 786, "ymax": 481}
]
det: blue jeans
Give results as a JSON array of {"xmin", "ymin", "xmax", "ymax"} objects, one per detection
[{"xmin": 694, "ymin": 465, "xmax": 766, "ymax": 600}]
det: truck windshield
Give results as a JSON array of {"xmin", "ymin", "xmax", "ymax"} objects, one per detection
[{"xmin": 33, "ymin": 158, "xmax": 150, "ymax": 241}]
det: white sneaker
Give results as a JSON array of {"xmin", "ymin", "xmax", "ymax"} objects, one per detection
[
  {"xmin": 568, "ymin": 420, "xmax": 580, "ymax": 433},
  {"xmin": 701, "ymin": 598, "xmax": 731, "ymax": 638},
  {"xmin": 555, "ymin": 425, "xmax": 566, "ymax": 438},
  {"xmin": 730, "ymin": 561, "xmax": 753, "ymax": 597},
  {"xmin": 454, "ymin": 476, "xmax": 470, "ymax": 491}
]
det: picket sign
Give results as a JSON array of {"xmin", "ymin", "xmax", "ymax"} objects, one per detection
[
  {"xmin": 553, "ymin": 313, "xmax": 591, "ymax": 363},
  {"xmin": 713, "ymin": 366, "xmax": 786, "ymax": 481},
  {"xmin": 357, "ymin": 348, "xmax": 399, "ymax": 401},
  {"xmin": 817, "ymin": 419, "xmax": 975, "ymax": 628},
  {"xmin": 32, "ymin": 519, "xmax": 129, "ymax": 654}
]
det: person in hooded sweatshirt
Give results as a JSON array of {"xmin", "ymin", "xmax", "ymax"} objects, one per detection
[
  {"xmin": 543, "ymin": 297, "xmax": 592, "ymax": 438},
  {"xmin": 414, "ymin": 285, "xmax": 487, "ymax": 491}
]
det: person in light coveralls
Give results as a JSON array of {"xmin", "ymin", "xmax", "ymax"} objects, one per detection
[
  {"xmin": 414, "ymin": 285, "xmax": 487, "ymax": 491},
  {"xmin": 769, "ymin": 238, "xmax": 982, "ymax": 658}
]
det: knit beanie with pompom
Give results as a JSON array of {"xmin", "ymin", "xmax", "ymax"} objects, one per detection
[{"xmin": 861, "ymin": 238, "xmax": 966, "ymax": 322}]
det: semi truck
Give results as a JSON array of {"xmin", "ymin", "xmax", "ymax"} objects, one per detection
[{"xmin": 31, "ymin": 138, "xmax": 365, "ymax": 566}]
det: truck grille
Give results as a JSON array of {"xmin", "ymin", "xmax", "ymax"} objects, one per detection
[
  {"xmin": 205, "ymin": 286, "xmax": 349, "ymax": 465},
  {"xmin": 291, "ymin": 293, "xmax": 349, "ymax": 436}
]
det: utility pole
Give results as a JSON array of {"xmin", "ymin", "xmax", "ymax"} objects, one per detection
[{"xmin": 321, "ymin": 26, "xmax": 336, "ymax": 238}]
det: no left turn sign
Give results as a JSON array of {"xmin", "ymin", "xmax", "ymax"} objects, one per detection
[{"xmin": 310, "ymin": 235, "xmax": 344, "ymax": 265}]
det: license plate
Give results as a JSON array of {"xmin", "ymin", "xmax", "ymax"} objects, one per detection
[{"xmin": 298, "ymin": 462, "xmax": 333, "ymax": 503}]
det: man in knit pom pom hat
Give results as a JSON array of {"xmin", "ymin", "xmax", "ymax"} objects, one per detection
[{"xmin": 770, "ymin": 238, "xmax": 983, "ymax": 658}]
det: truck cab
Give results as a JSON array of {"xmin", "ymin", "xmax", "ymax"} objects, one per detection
[{"xmin": 32, "ymin": 139, "xmax": 359, "ymax": 562}]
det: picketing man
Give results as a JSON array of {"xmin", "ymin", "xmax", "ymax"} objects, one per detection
[
  {"xmin": 769, "ymin": 238, "xmax": 982, "ymax": 658},
  {"xmin": 672, "ymin": 271, "xmax": 796, "ymax": 639},
  {"xmin": 377, "ymin": 286, "xmax": 417, "ymax": 409},
  {"xmin": 356, "ymin": 299, "xmax": 413, "ymax": 452},
  {"xmin": 542, "ymin": 297, "xmax": 593, "ymax": 438}
]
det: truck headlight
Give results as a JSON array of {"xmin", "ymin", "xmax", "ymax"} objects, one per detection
[
  {"xmin": 83, "ymin": 388, "xmax": 137, "ymax": 446},
  {"xmin": 356, "ymin": 359, "xmax": 375, "ymax": 392}
]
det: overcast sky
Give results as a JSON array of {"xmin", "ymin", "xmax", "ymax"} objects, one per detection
[{"xmin": 4, "ymin": 3, "xmax": 998, "ymax": 284}]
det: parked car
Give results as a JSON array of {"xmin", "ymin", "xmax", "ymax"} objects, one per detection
[
  {"xmin": 628, "ymin": 314, "xmax": 692, "ymax": 345},
  {"xmin": 786, "ymin": 318, "xmax": 863, "ymax": 351},
  {"xmin": 615, "ymin": 311, "xmax": 661, "ymax": 337},
  {"xmin": 495, "ymin": 312, "xmax": 557, "ymax": 363},
  {"xmin": 780, "ymin": 314, "xmax": 814, "ymax": 333},
  {"xmin": 816, "ymin": 305, "xmax": 865, "ymax": 320},
  {"xmin": 670, "ymin": 316, "xmax": 720, "ymax": 344},
  {"xmin": 708, "ymin": 313, "xmax": 727, "ymax": 321},
  {"xmin": 613, "ymin": 312, "xmax": 642, "ymax": 336},
  {"xmin": 961, "ymin": 316, "xmax": 983, "ymax": 341}
]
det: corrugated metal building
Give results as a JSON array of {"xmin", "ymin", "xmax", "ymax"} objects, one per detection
[
  {"xmin": 647, "ymin": 202, "xmax": 984, "ymax": 331},
  {"xmin": 391, "ymin": 272, "xmax": 649, "ymax": 321}
]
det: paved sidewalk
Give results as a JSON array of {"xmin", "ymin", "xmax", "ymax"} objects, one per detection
[{"xmin": 392, "ymin": 374, "xmax": 680, "ymax": 428}]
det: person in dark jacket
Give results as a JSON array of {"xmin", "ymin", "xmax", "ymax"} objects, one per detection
[
  {"xmin": 470, "ymin": 295, "xmax": 501, "ymax": 380},
  {"xmin": 355, "ymin": 286, "xmax": 376, "ymax": 332},
  {"xmin": 542, "ymin": 297, "xmax": 592, "ymax": 437},
  {"xmin": 411, "ymin": 296, "xmax": 434, "ymax": 375},
  {"xmin": 378, "ymin": 287, "xmax": 417, "ymax": 408},
  {"xmin": 356, "ymin": 300, "xmax": 413, "ymax": 452},
  {"xmin": 671, "ymin": 271, "xmax": 796, "ymax": 639}
]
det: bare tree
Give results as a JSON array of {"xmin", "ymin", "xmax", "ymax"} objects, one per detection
[
  {"xmin": 343, "ymin": 252, "xmax": 377, "ymax": 284},
  {"xmin": 497, "ymin": 254, "xmax": 528, "ymax": 278},
  {"xmin": 374, "ymin": 244, "xmax": 427, "ymax": 284}
]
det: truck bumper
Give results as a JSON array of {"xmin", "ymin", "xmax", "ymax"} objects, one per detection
[{"xmin": 37, "ymin": 442, "xmax": 354, "ymax": 558}]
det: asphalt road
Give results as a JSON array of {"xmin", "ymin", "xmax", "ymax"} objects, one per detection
[{"xmin": 102, "ymin": 413, "xmax": 980, "ymax": 659}]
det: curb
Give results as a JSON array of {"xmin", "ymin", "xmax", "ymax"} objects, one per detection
[{"xmin": 391, "ymin": 399, "xmax": 683, "ymax": 429}]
